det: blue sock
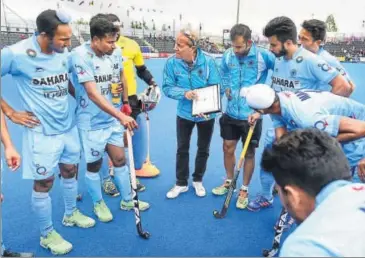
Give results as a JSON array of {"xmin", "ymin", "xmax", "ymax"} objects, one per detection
[
  {"xmin": 260, "ymin": 169, "xmax": 275, "ymax": 200},
  {"xmin": 113, "ymin": 165, "xmax": 132, "ymax": 202},
  {"xmin": 61, "ymin": 177, "xmax": 77, "ymax": 216},
  {"xmin": 85, "ymin": 171, "xmax": 102, "ymax": 204},
  {"xmin": 100, "ymin": 158, "xmax": 111, "ymax": 183},
  {"xmin": 32, "ymin": 190, "xmax": 53, "ymax": 237}
]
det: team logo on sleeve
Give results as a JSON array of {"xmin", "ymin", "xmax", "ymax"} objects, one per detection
[
  {"xmin": 336, "ymin": 67, "xmax": 346, "ymax": 76},
  {"xmin": 75, "ymin": 64, "xmax": 86, "ymax": 75},
  {"xmin": 314, "ymin": 120, "xmax": 328, "ymax": 130},
  {"xmin": 296, "ymin": 56, "xmax": 303, "ymax": 63},
  {"xmin": 26, "ymin": 49, "xmax": 37, "ymax": 58},
  {"xmin": 318, "ymin": 63, "xmax": 331, "ymax": 72}
]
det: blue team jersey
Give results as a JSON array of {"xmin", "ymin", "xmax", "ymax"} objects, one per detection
[
  {"xmin": 273, "ymin": 90, "xmax": 365, "ymax": 166},
  {"xmin": 317, "ymin": 47, "xmax": 352, "ymax": 91},
  {"xmin": 280, "ymin": 180, "xmax": 365, "ymax": 257},
  {"xmin": 1, "ymin": 34, "xmax": 73, "ymax": 135},
  {"xmin": 220, "ymin": 44, "xmax": 275, "ymax": 119},
  {"xmin": 270, "ymin": 47, "xmax": 339, "ymax": 93},
  {"xmin": 70, "ymin": 42, "xmax": 123, "ymax": 130},
  {"xmin": 162, "ymin": 48, "xmax": 221, "ymax": 122}
]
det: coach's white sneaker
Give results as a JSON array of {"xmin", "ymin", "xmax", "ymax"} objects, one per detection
[
  {"xmin": 192, "ymin": 181, "xmax": 206, "ymax": 197},
  {"xmin": 166, "ymin": 185, "xmax": 189, "ymax": 199}
]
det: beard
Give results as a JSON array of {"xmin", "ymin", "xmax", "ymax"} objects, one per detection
[
  {"xmin": 105, "ymin": 49, "xmax": 115, "ymax": 55},
  {"xmin": 49, "ymin": 42, "xmax": 65, "ymax": 53},
  {"xmin": 272, "ymin": 46, "xmax": 287, "ymax": 58}
]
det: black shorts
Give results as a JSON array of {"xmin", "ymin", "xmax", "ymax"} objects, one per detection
[{"xmin": 219, "ymin": 114, "xmax": 262, "ymax": 148}]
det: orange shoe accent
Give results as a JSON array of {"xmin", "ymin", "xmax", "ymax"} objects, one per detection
[{"xmin": 135, "ymin": 161, "xmax": 160, "ymax": 177}]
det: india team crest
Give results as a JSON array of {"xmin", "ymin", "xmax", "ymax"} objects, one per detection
[
  {"xmin": 198, "ymin": 68, "xmax": 204, "ymax": 79},
  {"xmin": 26, "ymin": 49, "xmax": 37, "ymax": 58},
  {"xmin": 290, "ymin": 69, "xmax": 297, "ymax": 77},
  {"xmin": 296, "ymin": 56, "xmax": 303, "ymax": 63}
]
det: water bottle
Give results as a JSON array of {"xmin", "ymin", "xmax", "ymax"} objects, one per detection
[{"xmin": 111, "ymin": 71, "xmax": 121, "ymax": 105}]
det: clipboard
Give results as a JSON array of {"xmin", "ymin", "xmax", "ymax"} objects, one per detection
[{"xmin": 192, "ymin": 84, "xmax": 221, "ymax": 117}]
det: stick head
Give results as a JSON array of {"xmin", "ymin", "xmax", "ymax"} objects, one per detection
[
  {"xmin": 140, "ymin": 231, "xmax": 150, "ymax": 239},
  {"xmin": 213, "ymin": 210, "xmax": 224, "ymax": 219},
  {"xmin": 262, "ymin": 248, "xmax": 278, "ymax": 257}
]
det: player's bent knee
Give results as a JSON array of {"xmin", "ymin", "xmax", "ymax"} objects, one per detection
[
  {"xmin": 111, "ymin": 155, "xmax": 126, "ymax": 167},
  {"xmin": 223, "ymin": 143, "xmax": 235, "ymax": 155},
  {"xmin": 60, "ymin": 164, "xmax": 78, "ymax": 179},
  {"xmin": 87, "ymin": 159, "xmax": 103, "ymax": 172},
  {"xmin": 34, "ymin": 176, "xmax": 55, "ymax": 192},
  {"xmin": 246, "ymin": 146, "xmax": 256, "ymax": 159}
]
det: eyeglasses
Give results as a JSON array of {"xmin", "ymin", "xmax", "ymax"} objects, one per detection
[
  {"xmin": 56, "ymin": 9, "xmax": 72, "ymax": 23},
  {"xmin": 182, "ymin": 30, "xmax": 196, "ymax": 47}
]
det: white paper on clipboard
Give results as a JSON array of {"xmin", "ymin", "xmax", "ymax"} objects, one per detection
[{"xmin": 192, "ymin": 84, "xmax": 221, "ymax": 116}]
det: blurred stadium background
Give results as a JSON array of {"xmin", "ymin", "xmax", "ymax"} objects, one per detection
[{"xmin": 1, "ymin": 0, "xmax": 365, "ymax": 62}]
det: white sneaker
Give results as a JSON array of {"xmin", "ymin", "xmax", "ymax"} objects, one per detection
[
  {"xmin": 192, "ymin": 181, "xmax": 206, "ymax": 197},
  {"xmin": 166, "ymin": 185, "xmax": 189, "ymax": 199}
]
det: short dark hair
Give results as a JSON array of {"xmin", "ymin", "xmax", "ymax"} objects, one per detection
[
  {"xmin": 230, "ymin": 24, "xmax": 251, "ymax": 41},
  {"xmin": 89, "ymin": 13, "xmax": 107, "ymax": 26},
  {"xmin": 89, "ymin": 16, "xmax": 118, "ymax": 39},
  {"xmin": 261, "ymin": 128, "xmax": 351, "ymax": 197},
  {"xmin": 302, "ymin": 19, "xmax": 326, "ymax": 41},
  {"xmin": 263, "ymin": 16, "xmax": 297, "ymax": 44},
  {"xmin": 36, "ymin": 9, "xmax": 68, "ymax": 38},
  {"xmin": 107, "ymin": 13, "xmax": 120, "ymax": 23}
]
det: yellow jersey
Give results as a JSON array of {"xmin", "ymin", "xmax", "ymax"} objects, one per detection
[{"xmin": 116, "ymin": 36, "xmax": 145, "ymax": 96}]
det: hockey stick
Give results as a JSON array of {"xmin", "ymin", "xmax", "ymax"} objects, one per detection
[
  {"xmin": 145, "ymin": 111, "xmax": 151, "ymax": 164},
  {"xmin": 213, "ymin": 122, "xmax": 256, "ymax": 218},
  {"xmin": 262, "ymin": 207, "xmax": 288, "ymax": 257},
  {"xmin": 126, "ymin": 130, "xmax": 150, "ymax": 239}
]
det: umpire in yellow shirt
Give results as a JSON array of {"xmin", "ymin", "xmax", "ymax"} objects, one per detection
[
  {"xmin": 109, "ymin": 14, "xmax": 161, "ymax": 176},
  {"xmin": 96, "ymin": 14, "xmax": 161, "ymax": 197}
]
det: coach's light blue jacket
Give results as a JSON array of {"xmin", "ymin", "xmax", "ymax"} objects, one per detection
[
  {"xmin": 162, "ymin": 48, "xmax": 221, "ymax": 122},
  {"xmin": 220, "ymin": 44, "xmax": 275, "ymax": 120}
]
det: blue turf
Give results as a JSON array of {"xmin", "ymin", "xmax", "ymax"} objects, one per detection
[{"xmin": 2, "ymin": 61, "xmax": 365, "ymax": 256}]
